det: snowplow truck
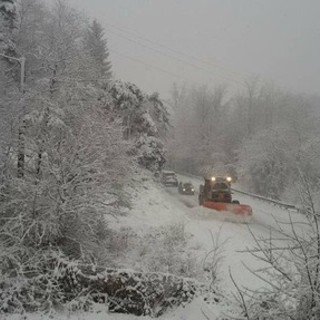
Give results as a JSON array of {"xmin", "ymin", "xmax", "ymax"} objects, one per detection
[{"xmin": 198, "ymin": 176, "xmax": 252, "ymax": 216}]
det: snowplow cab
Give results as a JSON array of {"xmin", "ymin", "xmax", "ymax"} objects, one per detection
[
  {"xmin": 199, "ymin": 176, "xmax": 252, "ymax": 217},
  {"xmin": 211, "ymin": 181, "xmax": 232, "ymax": 203},
  {"xmin": 200, "ymin": 176, "xmax": 231, "ymax": 204}
]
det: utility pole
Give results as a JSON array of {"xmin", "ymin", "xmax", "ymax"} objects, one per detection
[
  {"xmin": 0, "ymin": 53, "xmax": 26, "ymax": 92},
  {"xmin": 0, "ymin": 53, "xmax": 27, "ymax": 177}
]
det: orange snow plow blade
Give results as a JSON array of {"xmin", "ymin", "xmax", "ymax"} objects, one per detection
[{"xmin": 203, "ymin": 201, "xmax": 253, "ymax": 216}]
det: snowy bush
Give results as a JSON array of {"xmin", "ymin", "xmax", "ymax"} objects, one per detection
[
  {"xmin": 0, "ymin": 252, "xmax": 201, "ymax": 317},
  {"xmin": 231, "ymin": 180, "xmax": 320, "ymax": 319},
  {"xmin": 57, "ymin": 259, "xmax": 201, "ymax": 317},
  {"xmin": 135, "ymin": 135, "xmax": 166, "ymax": 173},
  {"xmin": 0, "ymin": 251, "xmax": 66, "ymax": 313},
  {"xmin": 106, "ymin": 223, "xmax": 201, "ymax": 280}
]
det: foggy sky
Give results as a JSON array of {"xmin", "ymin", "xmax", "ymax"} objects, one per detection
[{"xmin": 70, "ymin": 0, "xmax": 320, "ymax": 98}]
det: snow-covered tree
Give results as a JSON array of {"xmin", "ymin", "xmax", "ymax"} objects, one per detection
[
  {"xmin": 169, "ymin": 77, "xmax": 320, "ymax": 202},
  {"xmin": 166, "ymin": 83, "xmax": 196, "ymax": 172},
  {"xmin": 168, "ymin": 83, "xmax": 230, "ymax": 174},
  {"xmin": 147, "ymin": 92, "xmax": 170, "ymax": 138},
  {"xmin": 0, "ymin": 0, "xmax": 18, "ymax": 92},
  {"xmin": 14, "ymin": 0, "xmax": 46, "ymax": 82},
  {"xmin": 106, "ymin": 80, "xmax": 167, "ymax": 173},
  {"xmin": 0, "ymin": 0, "xmax": 16, "ymax": 57},
  {"xmin": 237, "ymin": 127, "xmax": 295, "ymax": 199},
  {"xmin": 0, "ymin": 1, "xmax": 21, "ymax": 165},
  {"xmin": 83, "ymin": 19, "xmax": 112, "ymax": 79},
  {"xmin": 0, "ymin": 80, "xmax": 132, "ymax": 269},
  {"xmin": 0, "ymin": 1, "xmax": 134, "ymax": 305}
]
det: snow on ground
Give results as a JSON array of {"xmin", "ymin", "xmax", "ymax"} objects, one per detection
[
  {"xmin": 5, "ymin": 171, "xmax": 308, "ymax": 319},
  {"xmin": 108, "ymin": 173, "xmax": 187, "ymax": 230},
  {"xmin": 175, "ymin": 174, "xmax": 308, "ymax": 291},
  {"xmin": 3, "ymin": 299, "xmax": 225, "ymax": 320},
  {"xmin": 106, "ymin": 172, "xmax": 308, "ymax": 316}
]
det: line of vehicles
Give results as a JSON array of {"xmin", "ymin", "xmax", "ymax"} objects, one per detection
[
  {"xmin": 160, "ymin": 170, "xmax": 195, "ymax": 195},
  {"xmin": 161, "ymin": 170, "xmax": 252, "ymax": 218}
]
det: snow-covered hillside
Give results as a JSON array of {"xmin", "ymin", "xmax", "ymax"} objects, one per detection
[
  {"xmin": 7, "ymin": 172, "xmax": 307, "ymax": 320},
  {"xmin": 3, "ymin": 166, "xmax": 310, "ymax": 320}
]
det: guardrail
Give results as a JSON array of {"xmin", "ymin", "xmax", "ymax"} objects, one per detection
[
  {"xmin": 231, "ymin": 188, "xmax": 297, "ymax": 210},
  {"xmin": 173, "ymin": 169, "xmax": 297, "ymax": 211}
]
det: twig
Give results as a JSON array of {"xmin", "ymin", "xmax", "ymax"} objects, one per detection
[{"xmin": 229, "ymin": 268, "xmax": 251, "ymax": 320}]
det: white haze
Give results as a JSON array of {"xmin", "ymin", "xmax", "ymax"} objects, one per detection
[{"xmin": 69, "ymin": 0, "xmax": 320, "ymax": 97}]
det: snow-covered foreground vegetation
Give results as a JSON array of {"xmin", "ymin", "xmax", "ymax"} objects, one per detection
[
  {"xmin": 2, "ymin": 172, "xmax": 314, "ymax": 319},
  {"xmin": 2, "ymin": 0, "xmax": 320, "ymax": 319}
]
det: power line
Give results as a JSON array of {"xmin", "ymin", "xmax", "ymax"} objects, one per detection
[
  {"xmin": 105, "ymin": 22, "xmax": 248, "ymax": 84},
  {"xmin": 110, "ymin": 49, "xmax": 187, "ymax": 81},
  {"xmin": 108, "ymin": 29, "xmax": 244, "ymax": 86}
]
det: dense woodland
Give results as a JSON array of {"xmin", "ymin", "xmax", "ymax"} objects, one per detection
[
  {"xmin": 168, "ymin": 80, "xmax": 320, "ymax": 203},
  {"xmin": 2, "ymin": 0, "xmax": 320, "ymax": 319},
  {"xmin": 0, "ymin": 0, "xmax": 171, "ymax": 314}
]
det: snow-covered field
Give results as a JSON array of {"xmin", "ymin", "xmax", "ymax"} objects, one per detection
[{"xmin": 5, "ymin": 173, "xmax": 307, "ymax": 320}]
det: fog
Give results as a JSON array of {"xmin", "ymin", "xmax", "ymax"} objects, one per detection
[
  {"xmin": 70, "ymin": 0, "xmax": 320, "ymax": 97},
  {"xmin": 2, "ymin": 1, "xmax": 320, "ymax": 317}
]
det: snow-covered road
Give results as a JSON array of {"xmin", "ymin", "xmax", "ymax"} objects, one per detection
[
  {"xmin": 112, "ymin": 173, "xmax": 307, "ymax": 297},
  {"xmin": 166, "ymin": 174, "xmax": 307, "ymax": 292}
]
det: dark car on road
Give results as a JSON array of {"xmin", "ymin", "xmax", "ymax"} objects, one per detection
[{"xmin": 178, "ymin": 182, "xmax": 195, "ymax": 195}]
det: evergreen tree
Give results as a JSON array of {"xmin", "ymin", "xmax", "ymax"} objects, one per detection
[
  {"xmin": 0, "ymin": 0, "xmax": 16, "ymax": 57},
  {"xmin": 84, "ymin": 19, "xmax": 112, "ymax": 79},
  {"xmin": 148, "ymin": 92, "xmax": 170, "ymax": 138},
  {"xmin": 0, "ymin": 0, "xmax": 18, "ymax": 153},
  {"xmin": 107, "ymin": 80, "xmax": 167, "ymax": 173}
]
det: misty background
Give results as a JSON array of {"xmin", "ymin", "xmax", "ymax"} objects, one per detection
[{"xmin": 70, "ymin": 0, "xmax": 320, "ymax": 97}]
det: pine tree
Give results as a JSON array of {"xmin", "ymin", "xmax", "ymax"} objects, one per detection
[
  {"xmin": 148, "ymin": 92, "xmax": 170, "ymax": 138},
  {"xmin": 84, "ymin": 19, "xmax": 112, "ymax": 79},
  {"xmin": 107, "ymin": 80, "xmax": 167, "ymax": 173},
  {"xmin": 0, "ymin": 0, "xmax": 16, "ymax": 57}
]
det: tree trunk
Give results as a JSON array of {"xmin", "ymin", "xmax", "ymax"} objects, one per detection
[{"xmin": 17, "ymin": 119, "xmax": 26, "ymax": 178}]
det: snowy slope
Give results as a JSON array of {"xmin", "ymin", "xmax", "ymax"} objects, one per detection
[
  {"xmin": 106, "ymin": 172, "xmax": 308, "ymax": 317},
  {"xmin": 6, "ymin": 172, "xmax": 307, "ymax": 320}
]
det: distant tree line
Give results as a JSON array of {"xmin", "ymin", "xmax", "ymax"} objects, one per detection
[
  {"xmin": 169, "ymin": 78, "xmax": 320, "ymax": 320},
  {"xmin": 168, "ymin": 79, "xmax": 320, "ymax": 203}
]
